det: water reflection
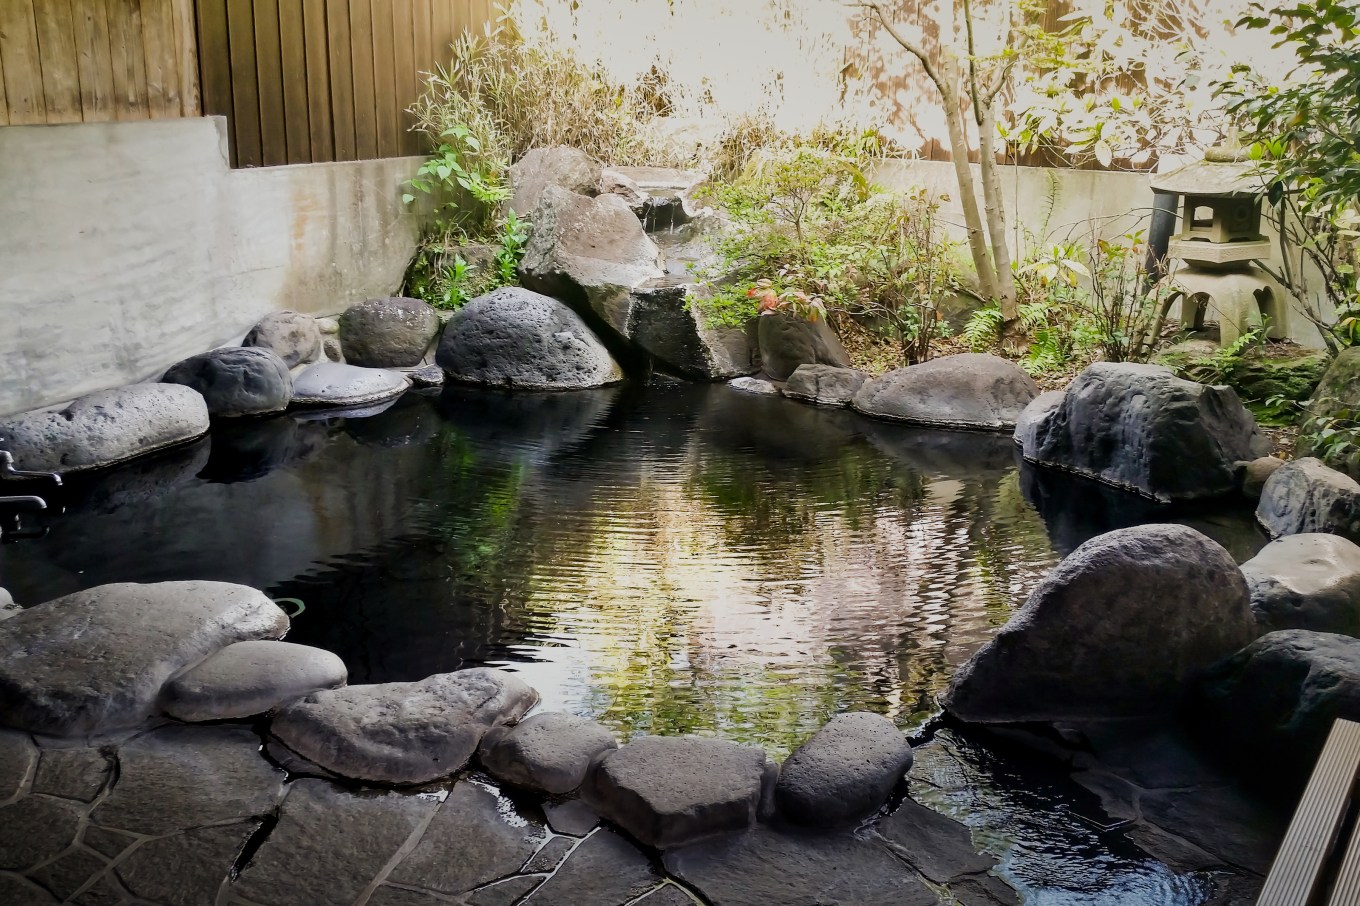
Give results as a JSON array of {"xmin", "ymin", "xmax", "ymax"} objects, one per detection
[{"xmin": 0, "ymin": 382, "xmax": 1274, "ymax": 903}]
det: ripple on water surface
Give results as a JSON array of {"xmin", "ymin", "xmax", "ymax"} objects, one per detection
[{"xmin": 0, "ymin": 382, "xmax": 1271, "ymax": 904}]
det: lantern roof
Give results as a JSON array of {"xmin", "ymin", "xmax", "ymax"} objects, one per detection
[{"xmin": 1150, "ymin": 157, "xmax": 1270, "ymax": 197}]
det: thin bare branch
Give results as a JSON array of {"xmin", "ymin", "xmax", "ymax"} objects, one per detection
[{"xmin": 850, "ymin": 2, "xmax": 946, "ymax": 95}]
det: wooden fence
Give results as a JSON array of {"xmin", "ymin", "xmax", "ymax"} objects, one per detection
[
  {"xmin": 195, "ymin": 0, "xmax": 494, "ymax": 168},
  {"xmin": 0, "ymin": 0, "xmax": 199, "ymax": 125}
]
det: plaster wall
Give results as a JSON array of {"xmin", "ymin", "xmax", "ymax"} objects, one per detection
[{"xmin": 0, "ymin": 116, "xmax": 422, "ymax": 417}]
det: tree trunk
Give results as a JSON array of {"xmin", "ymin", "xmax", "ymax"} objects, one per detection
[
  {"xmin": 977, "ymin": 102, "xmax": 1017, "ymax": 321},
  {"xmin": 939, "ymin": 58, "xmax": 998, "ymax": 304}
]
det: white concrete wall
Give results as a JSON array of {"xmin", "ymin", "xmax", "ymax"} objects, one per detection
[{"xmin": 0, "ymin": 117, "xmax": 422, "ymax": 417}]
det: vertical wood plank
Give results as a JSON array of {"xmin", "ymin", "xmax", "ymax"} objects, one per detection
[
  {"xmin": 372, "ymin": 0, "xmax": 398, "ymax": 158},
  {"xmin": 303, "ymin": 0, "xmax": 333, "ymax": 163},
  {"xmin": 326, "ymin": 0, "xmax": 356, "ymax": 161},
  {"xmin": 170, "ymin": 0, "xmax": 199, "ymax": 115},
  {"xmin": 349, "ymin": 0, "xmax": 378, "ymax": 160},
  {"xmin": 226, "ymin": 0, "xmax": 262, "ymax": 166},
  {"xmin": 393, "ymin": 0, "xmax": 418, "ymax": 155},
  {"xmin": 76, "ymin": 1, "xmax": 116, "ymax": 122},
  {"xmin": 253, "ymin": 0, "xmax": 286, "ymax": 165},
  {"xmin": 0, "ymin": 0, "xmax": 49, "ymax": 123},
  {"xmin": 108, "ymin": 0, "xmax": 150, "ymax": 120},
  {"xmin": 141, "ymin": 0, "xmax": 180, "ymax": 117},
  {"xmin": 278, "ymin": 0, "xmax": 310, "ymax": 162},
  {"xmin": 0, "ymin": 20, "xmax": 8, "ymax": 124},
  {"xmin": 197, "ymin": 0, "xmax": 236, "ymax": 161},
  {"xmin": 431, "ymin": 0, "xmax": 454, "ymax": 64},
  {"xmin": 33, "ymin": 0, "xmax": 82, "ymax": 123}
]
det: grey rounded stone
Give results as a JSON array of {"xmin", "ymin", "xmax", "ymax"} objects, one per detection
[
  {"xmin": 0, "ymin": 587, "xmax": 17, "ymax": 621},
  {"xmin": 269, "ymin": 668, "xmax": 538, "ymax": 785},
  {"xmin": 853, "ymin": 353, "xmax": 1039, "ymax": 431},
  {"xmin": 1258, "ymin": 457, "xmax": 1360, "ymax": 543},
  {"xmin": 161, "ymin": 640, "xmax": 348, "ymax": 722},
  {"xmin": 243, "ymin": 311, "xmax": 324, "ymax": 368},
  {"xmin": 478, "ymin": 712, "xmax": 618, "ymax": 795},
  {"xmin": 783, "ymin": 365, "xmax": 868, "ymax": 407},
  {"xmin": 729, "ymin": 376, "xmax": 778, "ymax": 395},
  {"xmin": 776, "ymin": 712, "xmax": 913, "ymax": 827},
  {"xmin": 0, "ymin": 383, "xmax": 209, "ymax": 473},
  {"xmin": 1239, "ymin": 456, "xmax": 1286, "ymax": 500},
  {"xmin": 587, "ymin": 735, "xmax": 772, "ymax": 849},
  {"xmin": 943, "ymin": 524, "xmax": 1258, "ymax": 723},
  {"xmin": 1014, "ymin": 390, "xmax": 1066, "ymax": 451},
  {"xmin": 757, "ymin": 312, "xmax": 852, "ymax": 381},
  {"xmin": 406, "ymin": 363, "xmax": 445, "ymax": 387},
  {"xmin": 1198, "ymin": 629, "xmax": 1360, "ymax": 778},
  {"xmin": 0, "ymin": 581, "xmax": 288, "ymax": 736},
  {"xmin": 508, "ymin": 146, "xmax": 603, "ymax": 217},
  {"xmin": 1243, "ymin": 533, "xmax": 1360, "ymax": 635},
  {"xmin": 1017, "ymin": 362, "xmax": 1268, "ymax": 502},
  {"xmin": 162, "ymin": 346, "xmax": 293, "ymax": 418},
  {"xmin": 323, "ymin": 336, "xmax": 344, "ymax": 363},
  {"xmin": 339, "ymin": 297, "xmax": 441, "ymax": 368},
  {"xmin": 436, "ymin": 287, "xmax": 624, "ymax": 390},
  {"xmin": 291, "ymin": 362, "xmax": 409, "ymax": 408}
]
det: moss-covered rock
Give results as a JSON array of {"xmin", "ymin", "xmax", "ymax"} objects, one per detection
[
  {"xmin": 1308, "ymin": 347, "xmax": 1360, "ymax": 418},
  {"xmin": 1155, "ymin": 340, "xmax": 1330, "ymax": 424}
]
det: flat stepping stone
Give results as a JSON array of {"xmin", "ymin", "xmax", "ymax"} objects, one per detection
[
  {"xmin": 270, "ymin": 668, "xmax": 538, "ymax": 784},
  {"xmin": 587, "ymin": 736, "xmax": 773, "ymax": 849},
  {"xmin": 479, "ymin": 712, "xmax": 618, "ymax": 795},
  {"xmin": 520, "ymin": 828, "xmax": 661, "ymax": 904},
  {"xmin": 0, "ymin": 383, "xmax": 209, "ymax": 473},
  {"xmin": 0, "ymin": 581, "xmax": 289, "ymax": 736},
  {"xmin": 663, "ymin": 824, "xmax": 940, "ymax": 906},
  {"xmin": 776, "ymin": 712, "xmax": 913, "ymax": 827},
  {"xmin": 290, "ymin": 361, "xmax": 409, "ymax": 408},
  {"xmin": 387, "ymin": 780, "xmax": 546, "ymax": 896},
  {"xmin": 232, "ymin": 778, "xmax": 440, "ymax": 906},
  {"xmin": 91, "ymin": 725, "xmax": 285, "ymax": 835},
  {"xmin": 162, "ymin": 347, "xmax": 293, "ymax": 417},
  {"xmin": 853, "ymin": 352, "xmax": 1038, "ymax": 431},
  {"xmin": 875, "ymin": 798, "xmax": 1015, "ymax": 901},
  {"xmin": 160, "ymin": 640, "xmax": 347, "ymax": 722},
  {"xmin": 783, "ymin": 365, "xmax": 867, "ymax": 407}
]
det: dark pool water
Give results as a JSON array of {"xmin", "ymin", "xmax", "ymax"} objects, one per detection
[{"xmin": 0, "ymin": 382, "xmax": 1274, "ymax": 903}]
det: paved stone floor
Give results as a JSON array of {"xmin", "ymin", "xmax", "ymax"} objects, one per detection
[{"xmin": 0, "ymin": 719, "xmax": 1281, "ymax": 906}]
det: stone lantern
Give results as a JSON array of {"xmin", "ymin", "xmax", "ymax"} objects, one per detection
[{"xmin": 1150, "ymin": 143, "xmax": 1286, "ymax": 345}]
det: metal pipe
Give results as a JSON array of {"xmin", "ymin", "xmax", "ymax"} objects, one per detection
[{"xmin": 0, "ymin": 451, "xmax": 62, "ymax": 486}]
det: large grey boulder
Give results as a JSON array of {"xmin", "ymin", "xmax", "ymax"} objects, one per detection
[
  {"xmin": 269, "ymin": 668, "xmax": 538, "ymax": 785},
  {"xmin": 0, "ymin": 384, "xmax": 209, "ymax": 473},
  {"xmin": 519, "ymin": 185, "xmax": 664, "ymax": 341},
  {"xmin": 1242, "ymin": 533, "xmax": 1360, "ymax": 635},
  {"xmin": 477, "ymin": 712, "xmax": 618, "ymax": 795},
  {"xmin": 757, "ymin": 312, "xmax": 852, "ymax": 381},
  {"xmin": 243, "ymin": 311, "xmax": 324, "ymax": 368},
  {"xmin": 943, "ymin": 524, "xmax": 1258, "ymax": 723},
  {"xmin": 586, "ymin": 735, "xmax": 773, "ymax": 849},
  {"xmin": 162, "ymin": 347, "xmax": 293, "ymax": 418},
  {"xmin": 290, "ymin": 362, "xmax": 409, "ymax": 408},
  {"xmin": 783, "ymin": 365, "xmax": 868, "ymax": 408},
  {"xmin": 338, "ymin": 297, "xmax": 440, "ymax": 368},
  {"xmin": 0, "ymin": 581, "xmax": 288, "ymax": 736},
  {"xmin": 627, "ymin": 282, "xmax": 757, "ymax": 379},
  {"xmin": 160, "ymin": 640, "xmax": 348, "ymax": 722},
  {"xmin": 1016, "ymin": 362, "xmax": 1268, "ymax": 502},
  {"xmin": 1197, "ymin": 630, "xmax": 1360, "ymax": 778},
  {"xmin": 1258, "ymin": 457, "xmax": 1360, "ymax": 543},
  {"xmin": 775, "ymin": 712, "xmax": 913, "ymax": 827},
  {"xmin": 508, "ymin": 146, "xmax": 602, "ymax": 217},
  {"xmin": 854, "ymin": 354, "xmax": 1039, "ymax": 431},
  {"xmin": 436, "ymin": 287, "xmax": 624, "ymax": 390}
]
